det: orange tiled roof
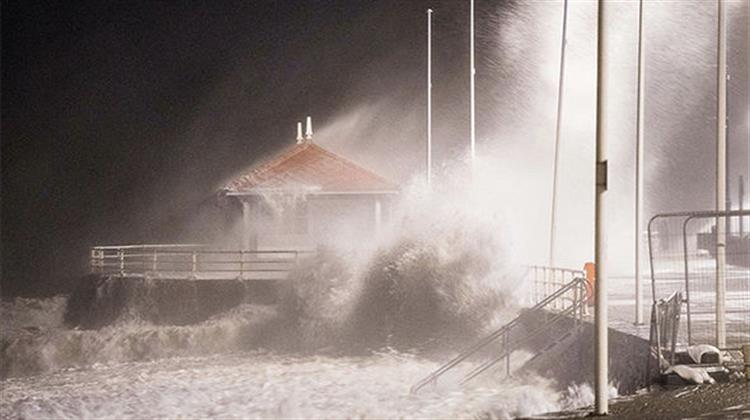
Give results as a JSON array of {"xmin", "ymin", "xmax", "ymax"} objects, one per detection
[{"xmin": 223, "ymin": 142, "xmax": 398, "ymax": 194}]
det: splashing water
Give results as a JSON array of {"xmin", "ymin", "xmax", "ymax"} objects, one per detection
[
  {"xmin": 1, "ymin": 161, "xmax": 590, "ymax": 418},
  {"xmin": 1, "ymin": 352, "xmax": 580, "ymax": 419}
]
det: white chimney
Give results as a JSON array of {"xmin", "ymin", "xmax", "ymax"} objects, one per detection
[
  {"xmin": 305, "ymin": 116, "xmax": 313, "ymax": 141},
  {"xmin": 296, "ymin": 122, "xmax": 304, "ymax": 144}
]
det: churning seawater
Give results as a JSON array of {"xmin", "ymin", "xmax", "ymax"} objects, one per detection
[
  {"xmin": 2, "ymin": 173, "xmax": 596, "ymax": 419},
  {"xmin": 1, "ymin": 349, "xmax": 572, "ymax": 419},
  {"xmin": 0, "ymin": 286, "xmax": 589, "ymax": 420}
]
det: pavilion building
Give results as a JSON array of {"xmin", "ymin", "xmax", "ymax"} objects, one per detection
[{"xmin": 220, "ymin": 117, "xmax": 398, "ymax": 250}]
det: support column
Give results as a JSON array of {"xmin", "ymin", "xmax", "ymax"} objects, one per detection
[
  {"xmin": 426, "ymin": 9, "xmax": 433, "ymax": 187},
  {"xmin": 374, "ymin": 198, "xmax": 383, "ymax": 236},
  {"xmin": 634, "ymin": 0, "xmax": 646, "ymax": 326},
  {"xmin": 715, "ymin": 0, "xmax": 727, "ymax": 349},
  {"xmin": 594, "ymin": 0, "xmax": 609, "ymax": 414},
  {"xmin": 469, "ymin": 0, "xmax": 476, "ymax": 165},
  {"xmin": 548, "ymin": 0, "xmax": 569, "ymax": 267},
  {"xmin": 740, "ymin": 176, "xmax": 745, "ymax": 236},
  {"xmin": 242, "ymin": 200, "xmax": 253, "ymax": 250}
]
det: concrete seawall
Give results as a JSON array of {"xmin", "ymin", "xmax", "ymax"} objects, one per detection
[
  {"xmin": 517, "ymin": 309, "xmax": 655, "ymax": 395},
  {"xmin": 65, "ymin": 275, "xmax": 278, "ymax": 329}
]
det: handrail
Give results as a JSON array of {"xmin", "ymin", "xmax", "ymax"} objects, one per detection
[
  {"xmin": 460, "ymin": 303, "xmax": 582, "ymax": 384},
  {"xmin": 527, "ymin": 265, "xmax": 585, "ymax": 309},
  {"xmin": 92, "ymin": 244, "xmax": 207, "ymax": 250},
  {"xmin": 410, "ymin": 276, "xmax": 587, "ymax": 393},
  {"xmin": 89, "ymin": 244, "xmax": 306, "ymax": 280}
]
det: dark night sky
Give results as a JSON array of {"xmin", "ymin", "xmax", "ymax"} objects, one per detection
[
  {"xmin": 2, "ymin": 1, "xmax": 748, "ymax": 297},
  {"xmin": 2, "ymin": 0, "xmax": 482, "ymax": 296}
]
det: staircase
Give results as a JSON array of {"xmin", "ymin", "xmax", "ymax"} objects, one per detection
[{"xmin": 410, "ymin": 276, "xmax": 589, "ymax": 393}]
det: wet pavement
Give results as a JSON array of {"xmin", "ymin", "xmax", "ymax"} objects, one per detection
[
  {"xmin": 526, "ymin": 381, "xmax": 750, "ymax": 419},
  {"xmin": 526, "ymin": 274, "xmax": 749, "ymax": 419}
]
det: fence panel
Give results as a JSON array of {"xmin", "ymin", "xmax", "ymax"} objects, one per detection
[{"xmin": 648, "ymin": 210, "xmax": 749, "ymax": 349}]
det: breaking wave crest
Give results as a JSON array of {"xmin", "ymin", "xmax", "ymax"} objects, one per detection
[
  {"xmin": 3, "ymin": 164, "xmax": 529, "ymax": 379},
  {"xmin": 1, "ymin": 296, "xmax": 279, "ymax": 378}
]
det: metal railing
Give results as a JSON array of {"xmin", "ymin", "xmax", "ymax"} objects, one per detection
[
  {"xmin": 648, "ymin": 210, "xmax": 749, "ymax": 348},
  {"xmin": 410, "ymin": 276, "xmax": 588, "ymax": 393},
  {"xmin": 648, "ymin": 291, "xmax": 683, "ymax": 375},
  {"xmin": 647, "ymin": 290, "xmax": 747, "ymax": 381},
  {"xmin": 90, "ymin": 244, "xmax": 301, "ymax": 280},
  {"xmin": 528, "ymin": 265, "xmax": 587, "ymax": 310}
]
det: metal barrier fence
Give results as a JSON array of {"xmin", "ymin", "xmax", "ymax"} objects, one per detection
[
  {"xmin": 90, "ymin": 244, "xmax": 300, "ymax": 280},
  {"xmin": 648, "ymin": 210, "xmax": 749, "ymax": 348},
  {"xmin": 528, "ymin": 265, "xmax": 588, "ymax": 312},
  {"xmin": 648, "ymin": 291, "xmax": 683, "ymax": 375}
]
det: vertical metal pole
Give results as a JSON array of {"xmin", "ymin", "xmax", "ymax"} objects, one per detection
[
  {"xmin": 505, "ymin": 330, "xmax": 510, "ymax": 376},
  {"xmin": 242, "ymin": 200, "xmax": 252, "ymax": 250},
  {"xmin": 594, "ymin": 0, "xmax": 609, "ymax": 414},
  {"xmin": 374, "ymin": 199, "xmax": 382, "ymax": 235},
  {"xmin": 715, "ymin": 0, "xmax": 727, "ymax": 349},
  {"xmin": 119, "ymin": 249, "xmax": 125, "ymax": 276},
  {"xmin": 573, "ymin": 279, "xmax": 579, "ymax": 321},
  {"xmin": 647, "ymin": 217, "xmax": 658, "ymax": 303},
  {"xmin": 634, "ymin": 0, "xmax": 646, "ymax": 326},
  {"xmin": 469, "ymin": 0, "xmax": 476, "ymax": 165},
  {"xmin": 427, "ymin": 9, "xmax": 433, "ymax": 187},
  {"xmin": 549, "ymin": 0, "xmax": 569, "ymax": 267},
  {"xmin": 192, "ymin": 251, "xmax": 198, "ymax": 275},
  {"xmin": 683, "ymin": 217, "xmax": 694, "ymax": 345},
  {"xmin": 669, "ymin": 295, "xmax": 680, "ymax": 366},
  {"xmin": 739, "ymin": 176, "xmax": 745, "ymax": 237},
  {"xmin": 239, "ymin": 249, "xmax": 245, "ymax": 279}
]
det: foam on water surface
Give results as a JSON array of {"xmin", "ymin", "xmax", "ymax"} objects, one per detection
[{"xmin": 1, "ymin": 351, "xmax": 572, "ymax": 419}]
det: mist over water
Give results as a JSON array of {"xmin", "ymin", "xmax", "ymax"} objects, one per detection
[
  {"xmin": 1, "ymin": 162, "xmax": 578, "ymax": 418},
  {"xmin": 309, "ymin": 0, "xmax": 749, "ymax": 273},
  {"xmin": 3, "ymin": 158, "xmax": 524, "ymax": 371},
  {"xmin": 2, "ymin": 1, "xmax": 747, "ymax": 418}
]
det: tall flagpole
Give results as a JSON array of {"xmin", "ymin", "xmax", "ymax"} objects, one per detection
[
  {"xmin": 634, "ymin": 0, "xmax": 646, "ymax": 325},
  {"xmin": 427, "ymin": 9, "xmax": 433, "ymax": 187},
  {"xmin": 470, "ymin": 0, "xmax": 476, "ymax": 165},
  {"xmin": 715, "ymin": 0, "xmax": 727, "ymax": 348},
  {"xmin": 594, "ymin": 0, "xmax": 610, "ymax": 414},
  {"xmin": 548, "ymin": 0, "xmax": 569, "ymax": 267}
]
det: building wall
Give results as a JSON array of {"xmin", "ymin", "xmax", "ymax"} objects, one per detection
[{"xmin": 246, "ymin": 194, "xmax": 391, "ymax": 251}]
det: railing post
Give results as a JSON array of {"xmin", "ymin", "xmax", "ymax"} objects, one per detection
[
  {"xmin": 90, "ymin": 248, "xmax": 97, "ymax": 274},
  {"xmin": 119, "ymin": 249, "xmax": 125, "ymax": 276},
  {"xmin": 239, "ymin": 249, "xmax": 245, "ymax": 279},
  {"xmin": 152, "ymin": 249, "xmax": 158, "ymax": 273},
  {"xmin": 581, "ymin": 280, "xmax": 586, "ymax": 318},
  {"xmin": 583, "ymin": 277, "xmax": 590, "ymax": 317},
  {"xmin": 554, "ymin": 269, "xmax": 560, "ymax": 310},
  {"xmin": 192, "ymin": 251, "xmax": 198, "ymax": 276},
  {"xmin": 504, "ymin": 330, "xmax": 510, "ymax": 376},
  {"xmin": 536, "ymin": 267, "xmax": 541, "ymax": 303},
  {"xmin": 682, "ymin": 217, "xmax": 693, "ymax": 346},
  {"xmin": 573, "ymin": 279, "xmax": 579, "ymax": 322}
]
